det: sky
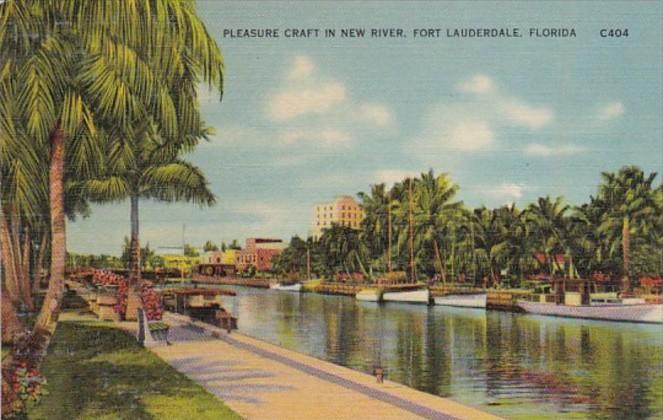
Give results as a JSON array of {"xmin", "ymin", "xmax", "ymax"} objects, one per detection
[{"xmin": 68, "ymin": 1, "xmax": 663, "ymax": 255}]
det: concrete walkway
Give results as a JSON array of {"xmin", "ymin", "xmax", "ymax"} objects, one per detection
[{"xmin": 120, "ymin": 312, "xmax": 500, "ymax": 420}]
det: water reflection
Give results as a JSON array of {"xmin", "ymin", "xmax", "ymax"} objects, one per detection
[{"xmin": 225, "ymin": 287, "xmax": 663, "ymax": 419}]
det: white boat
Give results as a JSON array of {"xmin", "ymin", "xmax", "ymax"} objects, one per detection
[
  {"xmin": 382, "ymin": 288, "xmax": 430, "ymax": 304},
  {"xmin": 517, "ymin": 299, "xmax": 663, "ymax": 324},
  {"xmin": 270, "ymin": 283, "xmax": 302, "ymax": 292},
  {"xmin": 356, "ymin": 289, "xmax": 382, "ymax": 302},
  {"xmin": 434, "ymin": 293, "xmax": 486, "ymax": 308}
]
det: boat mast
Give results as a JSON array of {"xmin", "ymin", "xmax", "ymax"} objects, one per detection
[
  {"xmin": 387, "ymin": 188, "xmax": 392, "ymax": 273},
  {"xmin": 408, "ymin": 178, "xmax": 415, "ymax": 283}
]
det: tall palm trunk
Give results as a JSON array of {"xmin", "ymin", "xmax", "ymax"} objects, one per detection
[
  {"xmin": 0, "ymin": 211, "xmax": 20, "ymax": 305},
  {"xmin": 408, "ymin": 179, "xmax": 416, "ymax": 283},
  {"xmin": 387, "ymin": 195, "xmax": 392, "ymax": 272},
  {"xmin": 306, "ymin": 246, "xmax": 311, "ymax": 280},
  {"xmin": 432, "ymin": 238, "xmax": 446, "ymax": 284},
  {"xmin": 20, "ymin": 226, "xmax": 33, "ymax": 310},
  {"xmin": 129, "ymin": 195, "xmax": 141, "ymax": 284},
  {"xmin": 2, "ymin": 288, "xmax": 24, "ymax": 343},
  {"xmin": 33, "ymin": 232, "xmax": 48, "ymax": 293},
  {"xmin": 36, "ymin": 122, "xmax": 65, "ymax": 332},
  {"xmin": 621, "ymin": 216, "xmax": 630, "ymax": 291}
]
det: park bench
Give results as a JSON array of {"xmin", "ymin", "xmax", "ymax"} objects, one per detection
[{"xmin": 137, "ymin": 308, "xmax": 170, "ymax": 347}]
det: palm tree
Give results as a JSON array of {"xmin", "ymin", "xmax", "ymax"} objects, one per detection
[
  {"xmin": 319, "ymin": 224, "xmax": 368, "ymax": 278},
  {"xmin": 492, "ymin": 204, "xmax": 529, "ymax": 285},
  {"xmin": 85, "ymin": 124, "xmax": 215, "ymax": 283},
  {"xmin": 358, "ymin": 184, "xmax": 389, "ymax": 272},
  {"xmin": 526, "ymin": 196, "xmax": 572, "ymax": 276},
  {"xmin": 1, "ymin": 0, "xmax": 224, "ymax": 333},
  {"xmin": 412, "ymin": 170, "xmax": 462, "ymax": 284},
  {"xmin": 596, "ymin": 166, "xmax": 658, "ymax": 290}
]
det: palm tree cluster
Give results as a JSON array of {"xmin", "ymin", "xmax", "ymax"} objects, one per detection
[
  {"xmin": 1, "ymin": 0, "xmax": 222, "ymax": 345},
  {"xmin": 275, "ymin": 167, "xmax": 662, "ymax": 288}
]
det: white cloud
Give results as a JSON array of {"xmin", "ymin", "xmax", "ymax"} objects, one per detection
[
  {"xmin": 279, "ymin": 128, "xmax": 352, "ymax": 147},
  {"xmin": 480, "ymin": 182, "xmax": 527, "ymax": 202},
  {"xmin": 288, "ymin": 55, "xmax": 315, "ymax": 80},
  {"xmin": 357, "ymin": 103, "xmax": 393, "ymax": 127},
  {"xmin": 374, "ymin": 169, "xmax": 420, "ymax": 187},
  {"xmin": 456, "ymin": 74, "xmax": 495, "ymax": 95},
  {"xmin": 410, "ymin": 74, "xmax": 556, "ymax": 162},
  {"xmin": 449, "ymin": 120, "xmax": 494, "ymax": 151},
  {"xmin": 525, "ymin": 143, "xmax": 584, "ymax": 157},
  {"xmin": 597, "ymin": 101, "xmax": 625, "ymax": 120},
  {"xmin": 268, "ymin": 82, "xmax": 346, "ymax": 121},
  {"xmin": 502, "ymin": 100, "xmax": 554, "ymax": 129}
]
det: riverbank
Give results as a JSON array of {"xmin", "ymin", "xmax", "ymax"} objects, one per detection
[
  {"xmin": 27, "ymin": 311, "xmax": 240, "ymax": 419},
  {"xmin": 129, "ymin": 312, "xmax": 500, "ymax": 419}
]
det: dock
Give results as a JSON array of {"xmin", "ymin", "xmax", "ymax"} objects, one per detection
[
  {"xmin": 122, "ymin": 312, "xmax": 500, "ymax": 420},
  {"xmin": 191, "ymin": 274, "xmax": 271, "ymax": 288}
]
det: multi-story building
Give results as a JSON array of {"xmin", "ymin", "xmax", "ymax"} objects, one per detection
[
  {"xmin": 236, "ymin": 238, "xmax": 284, "ymax": 272},
  {"xmin": 311, "ymin": 195, "xmax": 364, "ymax": 239}
]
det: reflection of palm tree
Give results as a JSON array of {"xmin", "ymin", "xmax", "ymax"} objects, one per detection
[{"xmin": 2, "ymin": 1, "xmax": 224, "ymax": 331}]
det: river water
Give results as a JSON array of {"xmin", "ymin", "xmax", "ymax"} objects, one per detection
[{"xmin": 212, "ymin": 286, "xmax": 662, "ymax": 419}]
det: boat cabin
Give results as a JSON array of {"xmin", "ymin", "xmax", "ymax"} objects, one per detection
[{"xmin": 530, "ymin": 279, "xmax": 619, "ymax": 306}]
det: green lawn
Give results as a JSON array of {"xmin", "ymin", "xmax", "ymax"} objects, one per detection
[{"xmin": 28, "ymin": 319, "xmax": 241, "ymax": 420}]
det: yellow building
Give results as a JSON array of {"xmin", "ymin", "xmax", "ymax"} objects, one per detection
[
  {"xmin": 311, "ymin": 195, "xmax": 364, "ymax": 238},
  {"xmin": 162, "ymin": 254, "xmax": 201, "ymax": 275}
]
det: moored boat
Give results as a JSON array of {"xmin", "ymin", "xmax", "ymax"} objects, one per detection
[
  {"xmin": 517, "ymin": 300, "xmax": 663, "ymax": 324},
  {"xmin": 356, "ymin": 288, "xmax": 382, "ymax": 302},
  {"xmin": 270, "ymin": 282, "xmax": 303, "ymax": 292},
  {"xmin": 382, "ymin": 288, "xmax": 430, "ymax": 304},
  {"xmin": 434, "ymin": 293, "xmax": 486, "ymax": 308},
  {"xmin": 517, "ymin": 278, "xmax": 663, "ymax": 324}
]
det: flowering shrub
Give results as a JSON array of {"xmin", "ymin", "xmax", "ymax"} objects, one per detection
[
  {"xmin": 2, "ymin": 332, "xmax": 49, "ymax": 418},
  {"xmin": 92, "ymin": 269, "xmax": 128, "ymax": 318},
  {"xmin": 140, "ymin": 281, "xmax": 163, "ymax": 320}
]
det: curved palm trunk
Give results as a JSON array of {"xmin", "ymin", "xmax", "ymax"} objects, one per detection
[
  {"xmin": 621, "ymin": 216, "xmax": 630, "ymax": 292},
  {"xmin": 36, "ymin": 123, "xmax": 65, "ymax": 332},
  {"xmin": 129, "ymin": 195, "xmax": 141, "ymax": 284}
]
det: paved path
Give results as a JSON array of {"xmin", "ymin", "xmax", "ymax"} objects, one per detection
[{"xmin": 119, "ymin": 313, "xmax": 500, "ymax": 420}]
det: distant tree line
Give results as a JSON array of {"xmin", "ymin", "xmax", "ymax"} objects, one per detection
[{"xmin": 273, "ymin": 166, "xmax": 662, "ymax": 289}]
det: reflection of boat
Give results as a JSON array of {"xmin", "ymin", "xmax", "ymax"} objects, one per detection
[
  {"xmin": 517, "ymin": 279, "xmax": 663, "ymax": 324},
  {"xmin": 356, "ymin": 288, "xmax": 382, "ymax": 302},
  {"xmin": 382, "ymin": 287, "xmax": 430, "ymax": 304},
  {"xmin": 270, "ymin": 282, "xmax": 302, "ymax": 292},
  {"xmin": 434, "ymin": 293, "xmax": 486, "ymax": 308}
]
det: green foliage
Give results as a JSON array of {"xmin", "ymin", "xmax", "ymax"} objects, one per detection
[
  {"xmin": 203, "ymin": 240, "xmax": 219, "ymax": 252},
  {"xmin": 280, "ymin": 166, "xmax": 662, "ymax": 286},
  {"xmin": 183, "ymin": 243, "xmax": 199, "ymax": 258}
]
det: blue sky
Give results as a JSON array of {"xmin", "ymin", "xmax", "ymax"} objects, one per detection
[{"xmin": 68, "ymin": 1, "xmax": 662, "ymax": 255}]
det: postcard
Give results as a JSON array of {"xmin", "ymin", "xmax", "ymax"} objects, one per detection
[{"xmin": 1, "ymin": 1, "xmax": 662, "ymax": 419}]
